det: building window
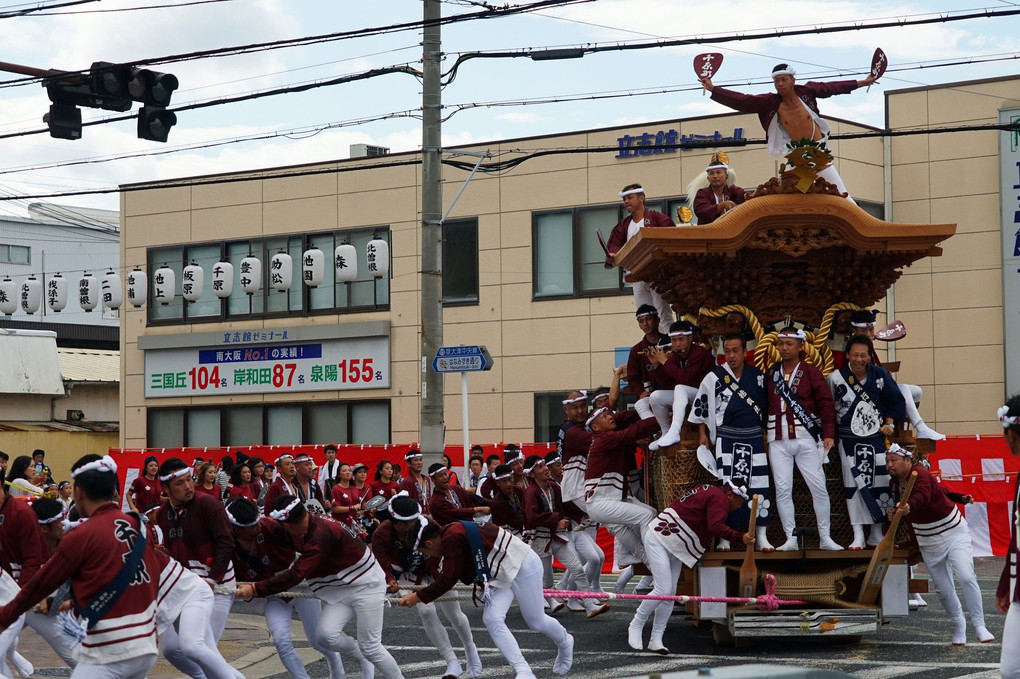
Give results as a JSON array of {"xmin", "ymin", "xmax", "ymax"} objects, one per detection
[
  {"xmin": 442, "ymin": 218, "xmax": 479, "ymax": 305},
  {"xmin": 534, "ymin": 392, "xmax": 566, "ymax": 443},
  {"xmin": 532, "ymin": 199, "xmax": 684, "ymax": 300},
  {"xmin": 0, "ymin": 244, "xmax": 30, "ymax": 265},
  {"xmin": 147, "ymin": 227, "xmax": 390, "ymax": 325},
  {"xmin": 147, "ymin": 400, "xmax": 391, "ymax": 447}
]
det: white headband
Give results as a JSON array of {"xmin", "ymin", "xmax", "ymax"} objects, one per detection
[
  {"xmin": 504, "ymin": 451, "xmax": 524, "ymax": 464},
  {"xmin": 62, "ymin": 518, "xmax": 87, "ymax": 533},
  {"xmin": 545, "ymin": 453, "xmax": 561, "ymax": 465},
  {"xmin": 705, "ymin": 162, "xmax": 730, "ymax": 172},
  {"xmin": 158, "ymin": 467, "xmax": 193, "ymax": 483},
  {"xmin": 668, "ymin": 329, "xmax": 693, "ymax": 337},
  {"xmin": 524, "ymin": 459, "xmax": 546, "ymax": 475},
  {"xmin": 887, "ymin": 443, "xmax": 911, "ymax": 458},
  {"xmin": 269, "ymin": 497, "xmax": 302, "ymax": 521},
  {"xmin": 585, "ymin": 406, "xmax": 610, "ymax": 430},
  {"xmin": 635, "ymin": 310, "xmax": 657, "ymax": 319},
  {"xmin": 562, "ymin": 391, "xmax": 588, "ymax": 405},
  {"xmin": 772, "ymin": 66, "xmax": 796, "ymax": 77},
  {"xmin": 618, "ymin": 187, "xmax": 645, "ymax": 197},
  {"xmin": 274, "ymin": 454, "xmax": 294, "ymax": 464},
  {"xmin": 725, "ymin": 479, "xmax": 749, "ymax": 500},
  {"xmin": 71, "ymin": 455, "xmax": 117, "ymax": 478},
  {"xmin": 227, "ymin": 508, "xmax": 261, "ymax": 527},
  {"xmin": 493, "ymin": 470, "xmax": 513, "ymax": 481},
  {"xmin": 777, "ymin": 329, "xmax": 807, "ymax": 341},
  {"xmin": 404, "ymin": 451, "xmax": 423, "ymax": 460},
  {"xmin": 293, "ymin": 454, "xmax": 313, "ymax": 464},
  {"xmin": 412, "ymin": 515, "xmax": 429, "ymax": 552},
  {"xmin": 388, "ymin": 491, "xmax": 422, "ymax": 521},
  {"xmin": 850, "ymin": 321, "xmax": 876, "ymax": 328},
  {"xmin": 998, "ymin": 405, "xmax": 1020, "ymax": 428},
  {"xmin": 38, "ymin": 512, "xmax": 64, "ymax": 525}
]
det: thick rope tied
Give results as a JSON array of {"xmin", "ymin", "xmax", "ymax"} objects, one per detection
[
  {"xmin": 542, "ymin": 576, "xmax": 803, "ymax": 611},
  {"xmin": 698, "ymin": 304, "xmax": 765, "ymax": 341},
  {"xmin": 817, "ymin": 302, "xmax": 862, "ymax": 344}
]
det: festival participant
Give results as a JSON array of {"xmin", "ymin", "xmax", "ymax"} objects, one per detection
[
  {"xmin": 545, "ymin": 451, "xmax": 607, "ymax": 605},
  {"xmin": 400, "ymin": 519, "xmax": 575, "ymax": 679},
  {"xmin": 264, "ymin": 453, "xmax": 298, "ymax": 515},
  {"xmin": 227, "ymin": 463, "xmax": 257, "ymax": 503},
  {"xmin": 996, "ymin": 396, "xmax": 1020, "ymax": 677},
  {"xmin": 427, "ymin": 464, "xmax": 491, "ymax": 526},
  {"xmin": 236, "ymin": 496, "xmax": 404, "ymax": 679},
  {"xmin": 688, "ymin": 333, "xmax": 774, "ymax": 550},
  {"xmin": 523, "ymin": 456, "xmax": 609, "ymax": 619},
  {"xmin": 194, "ymin": 462, "xmax": 222, "ymax": 500},
  {"xmin": 318, "ymin": 444, "xmax": 342, "ymax": 497},
  {"xmin": 505, "ymin": 444, "xmax": 530, "ymax": 492},
  {"xmin": 331, "ymin": 464, "xmax": 362, "ymax": 532},
  {"xmin": 558, "ymin": 390, "xmax": 596, "ymax": 509},
  {"xmin": 605, "ymin": 184, "xmax": 676, "ymax": 333},
  {"xmin": 371, "ymin": 460, "xmax": 401, "ymax": 500},
  {"xmin": 351, "ymin": 463, "xmax": 371, "ymax": 502},
  {"xmin": 584, "ymin": 406, "xmax": 661, "ymax": 565},
  {"xmin": 248, "ymin": 457, "xmax": 266, "ymax": 504},
  {"xmin": 293, "ymin": 452, "xmax": 330, "ymax": 514},
  {"xmin": 399, "ymin": 449, "xmax": 433, "ymax": 515},
  {"xmin": 156, "ymin": 457, "xmax": 237, "ymax": 641},
  {"xmin": 842, "ymin": 310, "xmax": 945, "ymax": 440},
  {"xmin": 701, "ymin": 63, "xmax": 878, "ymax": 201},
  {"xmin": 626, "ymin": 305, "xmax": 666, "ymax": 400},
  {"xmin": 226, "ymin": 498, "xmax": 348, "ymax": 679},
  {"xmin": 0, "ymin": 454, "xmax": 163, "ymax": 678},
  {"xmin": 688, "ymin": 154, "xmax": 747, "ymax": 225},
  {"xmin": 58, "ymin": 480, "xmax": 74, "ymax": 514},
  {"xmin": 490, "ymin": 465, "xmax": 528, "ymax": 538},
  {"xmin": 886, "ymin": 444, "xmax": 993, "ymax": 645},
  {"xmin": 638, "ymin": 320, "xmax": 715, "ymax": 450},
  {"xmin": 828, "ymin": 335, "xmax": 905, "ymax": 549},
  {"xmin": 767, "ymin": 327, "xmax": 842, "ymax": 551},
  {"xmin": 628, "ymin": 480, "xmax": 753, "ymax": 654},
  {"xmin": 127, "ymin": 456, "xmax": 162, "ymax": 514},
  {"xmin": 373, "ymin": 495, "xmax": 481, "ymax": 679}
]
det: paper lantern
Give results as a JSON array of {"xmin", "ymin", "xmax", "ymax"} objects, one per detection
[
  {"xmin": 78, "ymin": 273, "xmax": 98, "ymax": 312},
  {"xmin": 334, "ymin": 244, "xmax": 358, "ymax": 282},
  {"xmin": 182, "ymin": 262, "xmax": 204, "ymax": 302},
  {"xmin": 47, "ymin": 274, "xmax": 67, "ymax": 312},
  {"xmin": 366, "ymin": 238, "xmax": 389, "ymax": 278},
  {"xmin": 20, "ymin": 277, "xmax": 42, "ymax": 315},
  {"xmin": 269, "ymin": 252, "xmax": 293, "ymax": 292},
  {"xmin": 302, "ymin": 247, "xmax": 324, "ymax": 287},
  {"xmin": 102, "ymin": 270, "xmax": 123, "ymax": 310},
  {"xmin": 0, "ymin": 278, "xmax": 15, "ymax": 315},
  {"xmin": 126, "ymin": 269, "xmax": 147, "ymax": 308},
  {"xmin": 153, "ymin": 266, "xmax": 175, "ymax": 305},
  {"xmin": 211, "ymin": 261, "xmax": 233, "ymax": 298},
  {"xmin": 239, "ymin": 255, "xmax": 261, "ymax": 295}
]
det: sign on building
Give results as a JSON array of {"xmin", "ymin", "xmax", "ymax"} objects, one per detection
[{"xmin": 1001, "ymin": 107, "xmax": 1020, "ymax": 393}]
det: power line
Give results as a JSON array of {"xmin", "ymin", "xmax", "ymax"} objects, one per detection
[
  {"xmin": 1, "ymin": 120, "xmax": 1016, "ymax": 201},
  {"xmin": 7, "ymin": 0, "xmax": 237, "ymax": 16},
  {"xmin": 0, "ymin": 0, "xmax": 97, "ymax": 19}
]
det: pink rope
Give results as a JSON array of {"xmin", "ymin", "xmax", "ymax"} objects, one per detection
[{"xmin": 543, "ymin": 574, "xmax": 801, "ymax": 611}]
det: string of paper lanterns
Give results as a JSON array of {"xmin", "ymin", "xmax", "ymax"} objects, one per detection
[{"xmin": 0, "ymin": 239, "xmax": 389, "ymax": 316}]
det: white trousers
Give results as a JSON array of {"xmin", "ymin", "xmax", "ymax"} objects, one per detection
[
  {"xmin": 70, "ymin": 654, "xmax": 157, "ymax": 679},
  {"xmin": 649, "ymin": 386, "xmax": 699, "ymax": 435},
  {"xmin": 586, "ymin": 497, "xmax": 656, "ymax": 563},
  {"xmin": 559, "ymin": 528, "xmax": 605, "ymax": 593},
  {"xmin": 921, "ymin": 527, "xmax": 987, "ymax": 631},
  {"xmin": 769, "ymin": 436, "xmax": 831, "ymax": 536},
  {"xmin": 818, "ymin": 165, "xmax": 855, "ymax": 204},
  {"xmin": 632, "ymin": 530, "xmax": 683, "ymax": 645},
  {"xmin": 483, "ymin": 550, "xmax": 568, "ymax": 677},
  {"xmin": 317, "ymin": 582, "xmax": 403, "ymax": 679},
  {"xmin": 900, "ymin": 383, "xmax": 926, "ymax": 426},
  {"xmin": 210, "ymin": 591, "xmax": 234, "ymax": 642},
  {"xmin": 632, "ymin": 281, "xmax": 673, "ymax": 335},
  {"xmin": 163, "ymin": 588, "xmax": 243, "ymax": 679},
  {"xmin": 26, "ymin": 610, "xmax": 77, "ymax": 667},
  {"xmin": 1002, "ymin": 601, "xmax": 1020, "ymax": 679},
  {"xmin": 0, "ymin": 614, "xmax": 25, "ymax": 679},
  {"xmin": 400, "ymin": 575, "xmax": 475, "ymax": 667},
  {"xmin": 264, "ymin": 596, "xmax": 344, "ymax": 679}
]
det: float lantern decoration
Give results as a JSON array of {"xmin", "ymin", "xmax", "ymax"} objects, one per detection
[
  {"xmin": 47, "ymin": 273, "xmax": 68, "ymax": 312},
  {"xmin": 126, "ymin": 269, "xmax": 147, "ymax": 308},
  {"xmin": 240, "ymin": 255, "xmax": 261, "ymax": 295},
  {"xmin": 0, "ymin": 278, "xmax": 15, "ymax": 315},
  {"xmin": 153, "ymin": 266, "xmax": 175, "ymax": 305},
  {"xmin": 366, "ymin": 237, "xmax": 389, "ymax": 278},
  {"xmin": 212, "ymin": 261, "xmax": 234, "ymax": 298},
  {"xmin": 20, "ymin": 277, "xmax": 42, "ymax": 315},
  {"xmin": 78, "ymin": 273, "xmax": 98, "ymax": 312},
  {"xmin": 182, "ymin": 262, "xmax": 204, "ymax": 302},
  {"xmin": 302, "ymin": 247, "xmax": 324, "ymax": 288},
  {"xmin": 102, "ymin": 271, "xmax": 123, "ymax": 310},
  {"xmin": 334, "ymin": 243, "xmax": 357, "ymax": 282},
  {"xmin": 270, "ymin": 251, "xmax": 293, "ymax": 292}
]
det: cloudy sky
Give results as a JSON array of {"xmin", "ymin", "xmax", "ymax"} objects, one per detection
[{"xmin": 0, "ymin": 0, "xmax": 1018, "ymax": 217}]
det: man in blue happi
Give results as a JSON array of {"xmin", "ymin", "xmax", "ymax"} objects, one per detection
[
  {"xmin": 688, "ymin": 334, "xmax": 774, "ymax": 551},
  {"xmin": 827, "ymin": 334, "xmax": 906, "ymax": 549}
]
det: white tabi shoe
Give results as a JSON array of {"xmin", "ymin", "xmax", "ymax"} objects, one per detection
[
  {"xmin": 547, "ymin": 597, "xmax": 565, "ymax": 613},
  {"xmin": 952, "ymin": 615, "xmax": 967, "ymax": 645},
  {"xmin": 756, "ymin": 526, "xmax": 774, "ymax": 552},
  {"xmin": 909, "ymin": 592, "xmax": 928, "ymax": 608},
  {"xmin": 466, "ymin": 643, "xmax": 483, "ymax": 678},
  {"xmin": 615, "ymin": 565, "xmax": 635, "ymax": 593},
  {"xmin": 647, "ymin": 639, "xmax": 670, "ymax": 655},
  {"xmin": 867, "ymin": 524, "xmax": 884, "ymax": 546},
  {"xmin": 976, "ymin": 625, "xmax": 995, "ymax": 643},
  {"xmin": 566, "ymin": 598, "xmax": 586, "ymax": 612},
  {"xmin": 717, "ymin": 539, "xmax": 732, "ymax": 552},
  {"xmin": 10, "ymin": 653, "xmax": 33, "ymax": 679},
  {"xmin": 849, "ymin": 525, "xmax": 866, "ymax": 550},
  {"xmin": 915, "ymin": 423, "xmax": 946, "ymax": 441},
  {"xmin": 776, "ymin": 536, "xmax": 799, "ymax": 552},
  {"xmin": 587, "ymin": 602, "xmax": 611, "ymax": 619},
  {"xmin": 553, "ymin": 633, "xmax": 574, "ymax": 675},
  {"xmin": 653, "ymin": 425, "xmax": 682, "ymax": 450},
  {"xmin": 819, "ymin": 535, "xmax": 844, "ymax": 551},
  {"xmin": 442, "ymin": 658, "xmax": 463, "ymax": 679},
  {"xmin": 627, "ymin": 620, "xmax": 644, "ymax": 650}
]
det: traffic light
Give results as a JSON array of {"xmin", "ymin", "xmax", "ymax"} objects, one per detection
[
  {"xmin": 130, "ymin": 69, "xmax": 178, "ymax": 106},
  {"xmin": 43, "ymin": 102, "xmax": 82, "ymax": 140},
  {"xmin": 137, "ymin": 105, "xmax": 177, "ymax": 143},
  {"xmin": 90, "ymin": 62, "xmax": 178, "ymax": 107}
]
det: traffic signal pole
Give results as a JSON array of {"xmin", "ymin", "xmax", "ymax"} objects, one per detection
[{"xmin": 420, "ymin": 0, "xmax": 445, "ymax": 468}]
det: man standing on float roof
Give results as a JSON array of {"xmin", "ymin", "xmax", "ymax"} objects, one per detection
[{"xmin": 700, "ymin": 63, "xmax": 877, "ymax": 202}]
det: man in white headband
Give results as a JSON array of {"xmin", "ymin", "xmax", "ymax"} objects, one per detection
[
  {"xmin": 628, "ymin": 478, "xmax": 753, "ymax": 655},
  {"xmin": 767, "ymin": 326, "xmax": 841, "ymax": 551},
  {"xmin": 886, "ymin": 445, "xmax": 993, "ymax": 645},
  {"xmin": 997, "ymin": 395, "xmax": 1020, "ymax": 675},
  {"xmin": 604, "ymin": 183, "xmax": 676, "ymax": 334},
  {"xmin": 398, "ymin": 448, "xmax": 433, "ymax": 515},
  {"xmin": 687, "ymin": 152, "xmax": 747, "ymax": 225},
  {"xmin": 700, "ymin": 62, "xmax": 878, "ymax": 202},
  {"xmin": 263, "ymin": 453, "xmax": 298, "ymax": 516}
]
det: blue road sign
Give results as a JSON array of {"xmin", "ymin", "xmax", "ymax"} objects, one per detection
[{"xmin": 433, "ymin": 345, "xmax": 493, "ymax": 373}]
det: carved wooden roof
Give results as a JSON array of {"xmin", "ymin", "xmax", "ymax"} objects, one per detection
[{"xmin": 615, "ymin": 193, "xmax": 955, "ymax": 326}]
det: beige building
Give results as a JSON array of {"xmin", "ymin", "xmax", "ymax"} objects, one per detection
[{"xmin": 119, "ymin": 74, "xmax": 1018, "ymax": 448}]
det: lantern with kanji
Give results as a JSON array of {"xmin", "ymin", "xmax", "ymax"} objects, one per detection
[
  {"xmin": 126, "ymin": 269, "xmax": 147, "ymax": 308},
  {"xmin": 153, "ymin": 266, "xmax": 175, "ymax": 305},
  {"xmin": 0, "ymin": 277, "xmax": 15, "ymax": 315},
  {"xmin": 79, "ymin": 273, "xmax": 98, "ymax": 312},
  {"xmin": 240, "ymin": 255, "xmax": 261, "ymax": 295},
  {"xmin": 366, "ymin": 237, "xmax": 389, "ymax": 278},
  {"xmin": 47, "ymin": 273, "xmax": 68, "ymax": 312},
  {"xmin": 302, "ymin": 247, "xmax": 324, "ymax": 287},
  {"xmin": 270, "ymin": 251, "xmax": 293, "ymax": 292},
  {"xmin": 20, "ymin": 277, "xmax": 42, "ymax": 315},
  {"xmin": 211, "ymin": 261, "xmax": 233, "ymax": 298},
  {"xmin": 102, "ymin": 270, "xmax": 123, "ymax": 310},
  {"xmin": 335, "ymin": 243, "xmax": 357, "ymax": 282},
  {"xmin": 182, "ymin": 262, "xmax": 204, "ymax": 302}
]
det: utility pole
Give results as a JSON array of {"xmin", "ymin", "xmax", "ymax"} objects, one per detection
[{"xmin": 420, "ymin": 0, "xmax": 445, "ymax": 466}]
